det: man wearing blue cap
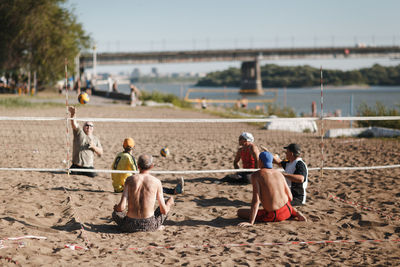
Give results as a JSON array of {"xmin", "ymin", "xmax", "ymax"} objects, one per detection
[{"xmin": 237, "ymin": 151, "xmax": 306, "ymax": 226}]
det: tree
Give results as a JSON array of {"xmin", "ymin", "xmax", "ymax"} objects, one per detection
[
  {"xmin": 0, "ymin": 0, "xmax": 91, "ymax": 86},
  {"xmin": 197, "ymin": 63, "xmax": 400, "ymax": 88}
]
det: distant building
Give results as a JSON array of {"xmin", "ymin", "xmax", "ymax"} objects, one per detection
[
  {"xmin": 171, "ymin": 73, "xmax": 182, "ymax": 78},
  {"xmin": 98, "ymin": 73, "xmax": 109, "ymax": 79},
  {"xmin": 151, "ymin": 67, "xmax": 159, "ymax": 77},
  {"xmin": 185, "ymin": 72, "xmax": 196, "ymax": 77},
  {"xmin": 131, "ymin": 68, "xmax": 141, "ymax": 78}
]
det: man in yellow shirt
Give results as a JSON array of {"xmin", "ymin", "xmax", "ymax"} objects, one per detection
[
  {"xmin": 111, "ymin": 138, "xmax": 184, "ymax": 195},
  {"xmin": 111, "ymin": 138, "xmax": 138, "ymax": 193}
]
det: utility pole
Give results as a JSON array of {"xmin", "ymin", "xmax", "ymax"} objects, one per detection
[{"xmin": 93, "ymin": 44, "xmax": 97, "ymax": 88}]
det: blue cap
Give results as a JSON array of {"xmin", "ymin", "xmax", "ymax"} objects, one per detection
[{"xmin": 259, "ymin": 151, "xmax": 273, "ymax": 169}]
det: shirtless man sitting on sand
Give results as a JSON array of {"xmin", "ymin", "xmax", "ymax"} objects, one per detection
[
  {"xmin": 238, "ymin": 151, "xmax": 306, "ymax": 226},
  {"xmin": 112, "ymin": 154, "xmax": 175, "ymax": 232}
]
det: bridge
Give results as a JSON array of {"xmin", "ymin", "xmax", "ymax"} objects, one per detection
[{"xmin": 79, "ymin": 46, "xmax": 400, "ymax": 94}]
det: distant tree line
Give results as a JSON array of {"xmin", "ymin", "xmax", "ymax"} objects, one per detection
[
  {"xmin": 0, "ymin": 0, "xmax": 91, "ymax": 86},
  {"xmin": 196, "ymin": 64, "xmax": 400, "ymax": 88}
]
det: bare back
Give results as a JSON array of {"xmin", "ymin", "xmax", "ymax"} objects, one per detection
[
  {"xmin": 252, "ymin": 169, "xmax": 292, "ymax": 212},
  {"xmin": 125, "ymin": 173, "xmax": 162, "ymax": 219}
]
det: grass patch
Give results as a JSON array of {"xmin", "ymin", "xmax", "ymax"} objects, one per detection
[
  {"xmin": 204, "ymin": 103, "xmax": 296, "ymax": 118},
  {"xmin": 140, "ymin": 90, "xmax": 192, "ymax": 109},
  {"xmin": 264, "ymin": 104, "xmax": 296, "ymax": 117},
  {"xmin": 0, "ymin": 97, "xmax": 64, "ymax": 108}
]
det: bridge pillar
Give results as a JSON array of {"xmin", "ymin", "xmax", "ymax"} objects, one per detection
[{"xmin": 240, "ymin": 60, "xmax": 263, "ymax": 95}]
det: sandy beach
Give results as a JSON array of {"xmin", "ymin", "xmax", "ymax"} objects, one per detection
[{"xmin": 1, "ymin": 93, "xmax": 400, "ymax": 266}]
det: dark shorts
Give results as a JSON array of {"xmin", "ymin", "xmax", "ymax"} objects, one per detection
[
  {"xmin": 115, "ymin": 187, "xmax": 175, "ymax": 194},
  {"xmin": 256, "ymin": 202, "xmax": 298, "ymax": 222},
  {"xmin": 112, "ymin": 207, "xmax": 167, "ymax": 232},
  {"xmin": 291, "ymin": 197, "xmax": 303, "ymax": 206},
  {"xmin": 221, "ymin": 172, "xmax": 253, "ymax": 184},
  {"xmin": 70, "ymin": 164, "xmax": 97, "ymax": 177}
]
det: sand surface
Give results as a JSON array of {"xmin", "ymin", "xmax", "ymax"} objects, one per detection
[{"xmin": 1, "ymin": 93, "xmax": 400, "ymax": 266}]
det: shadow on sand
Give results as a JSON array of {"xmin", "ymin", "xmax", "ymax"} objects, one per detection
[{"xmin": 193, "ymin": 196, "xmax": 247, "ymax": 207}]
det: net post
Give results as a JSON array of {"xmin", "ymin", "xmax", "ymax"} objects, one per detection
[
  {"xmin": 65, "ymin": 58, "xmax": 70, "ymax": 175},
  {"xmin": 320, "ymin": 66, "xmax": 324, "ymax": 179}
]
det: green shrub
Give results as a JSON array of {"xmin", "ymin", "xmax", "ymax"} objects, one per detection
[
  {"xmin": 357, "ymin": 102, "xmax": 400, "ymax": 129},
  {"xmin": 140, "ymin": 90, "xmax": 192, "ymax": 108},
  {"xmin": 265, "ymin": 104, "xmax": 296, "ymax": 118},
  {"xmin": 0, "ymin": 97, "xmax": 63, "ymax": 108}
]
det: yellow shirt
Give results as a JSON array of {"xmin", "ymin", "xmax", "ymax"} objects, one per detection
[{"xmin": 111, "ymin": 152, "xmax": 138, "ymax": 192}]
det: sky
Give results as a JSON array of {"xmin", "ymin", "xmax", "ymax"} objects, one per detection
[{"xmin": 66, "ymin": 0, "xmax": 400, "ymax": 74}]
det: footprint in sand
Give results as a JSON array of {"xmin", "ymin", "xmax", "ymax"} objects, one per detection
[{"xmin": 351, "ymin": 212, "xmax": 362, "ymax": 221}]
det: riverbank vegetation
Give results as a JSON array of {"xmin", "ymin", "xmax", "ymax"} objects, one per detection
[
  {"xmin": 139, "ymin": 89, "xmax": 296, "ymax": 118},
  {"xmin": 197, "ymin": 64, "xmax": 400, "ymax": 88},
  {"xmin": 357, "ymin": 102, "xmax": 400, "ymax": 129},
  {"xmin": 140, "ymin": 90, "xmax": 192, "ymax": 109},
  {"xmin": 0, "ymin": 96, "xmax": 64, "ymax": 108}
]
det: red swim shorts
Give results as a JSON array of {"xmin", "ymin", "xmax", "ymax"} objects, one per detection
[{"xmin": 256, "ymin": 202, "xmax": 298, "ymax": 222}]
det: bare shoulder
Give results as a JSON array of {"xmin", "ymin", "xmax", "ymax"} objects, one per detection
[
  {"xmin": 152, "ymin": 175, "xmax": 162, "ymax": 186},
  {"xmin": 250, "ymin": 143, "xmax": 258, "ymax": 149},
  {"xmin": 126, "ymin": 174, "xmax": 141, "ymax": 184},
  {"xmin": 124, "ymin": 175, "xmax": 134, "ymax": 186},
  {"xmin": 144, "ymin": 174, "xmax": 161, "ymax": 185},
  {"xmin": 251, "ymin": 169, "xmax": 262, "ymax": 179},
  {"xmin": 266, "ymin": 168, "xmax": 283, "ymax": 177},
  {"xmin": 259, "ymin": 168, "xmax": 281, "ymax": 179},
  {"xmin": 125, "ymin": 175, "xmax": 133, "ymax": 183}
]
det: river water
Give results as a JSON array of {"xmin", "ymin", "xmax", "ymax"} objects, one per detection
[{"xmin": 97, "ymin": 82, "xmax": 400, "ymax": 116}]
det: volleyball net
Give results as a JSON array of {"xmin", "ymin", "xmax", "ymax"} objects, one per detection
[{"xmin": 0, "ymin": 115, "xmax": 399, "ymax": 176}]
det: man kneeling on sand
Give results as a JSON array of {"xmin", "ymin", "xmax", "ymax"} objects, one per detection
[
  {"xmin": 237, "ymin": 151, "xmax": 306, "ymax": 226},
  {"xmin": 112, "ymin": 154, "xmax": 175, "ymax": 232}
]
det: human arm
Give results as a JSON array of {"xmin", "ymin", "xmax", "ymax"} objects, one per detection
[
  {"xmin": 248, "ymin": 176, "xmax": 261, "ymax": 224},
  {"xmin": 239, "ymin": 175, "xmax": 260, "ymax": 226},
  {"xmin": 273, "ymin": 154, "xmax": 283, "ymax": 167},
  {"xmin": 282, "ymin": 173, "xmax": 304, "ymax": 183},
  {"xmin": 133, "ymin": 85, "xmax": 141, "ymax": 96},
  {"xmin": 68, "ymin": 106, "xmax": 78, "ymax": 130},
  {"xmin": 284, "ymin": 177, "xmax": 293, "ymax": 202},
  {"xmin": 282, "ymin": 161, "xmax": 307, "ymax": 183},
  {"xmin": 157, "ymin": 180, "xmax": 174, "ymax": 215},
  {"xmin": 114, "ymin": 182, "xmax": 129, "ymax": 212},
  {"xmin": 88, "ymin": 140, "xmax": 103, "ymax": 157},
  {"xmin": 233, "ymin": 149, "xmax": 241, "ymax": 169},
  {"xmin": 251, "ymin": 144, "xmax": 260, "ymax": 169}
]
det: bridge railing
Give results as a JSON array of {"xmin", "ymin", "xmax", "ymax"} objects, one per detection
[{"xmin": 90, "ymin": 35, "xmax": 400, "ymax": 53}]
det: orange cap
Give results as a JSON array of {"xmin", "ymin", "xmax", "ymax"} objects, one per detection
[{"xmin": 123, "ymin": 138, "xmax": 135, "ymax": 149}]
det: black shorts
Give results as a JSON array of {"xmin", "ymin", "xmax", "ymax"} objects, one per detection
[
  {"xmin": 221, "ymin": 172, "xmax": 252, "ymax": 184},
  {"xmin": 112, "ymin": 207, "xmax": 167, "ymax": 232},
  {"xmin": 291, "ymin": 197, "xmax": 304, "ymax": 206},
  {"xmin": 69, "ymin": 164, "xmax": 97, "ymax": 177}
]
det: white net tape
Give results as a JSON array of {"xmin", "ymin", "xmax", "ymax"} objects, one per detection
[
  {"xmin": 1, "ymin": 165, "xmax": 400, "ymax": 174},
  {"xmin": 1, "ymin": 116, "xmax": 399, "ymax": 122},
  {"xmin": 0, "ymin": 115, "xmax": 398, "ymax": 175}
]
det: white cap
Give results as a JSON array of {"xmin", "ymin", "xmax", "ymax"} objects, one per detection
[{"xmin": 240, "ymin": 132, "xmax": 254, "ymax": 142}]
